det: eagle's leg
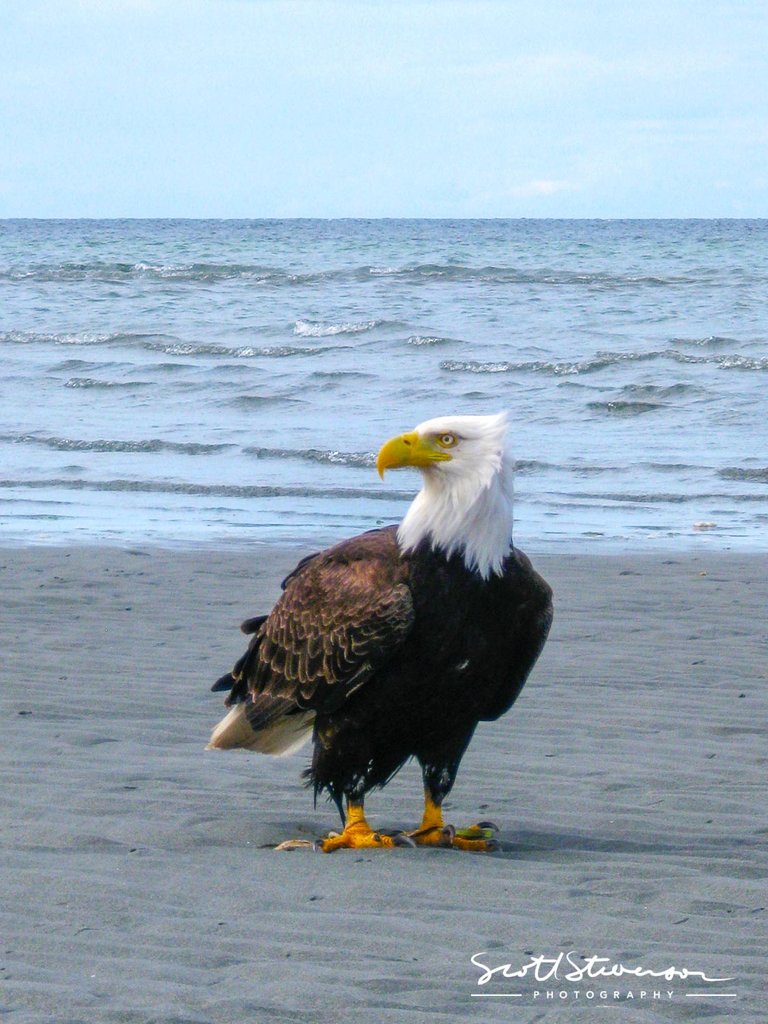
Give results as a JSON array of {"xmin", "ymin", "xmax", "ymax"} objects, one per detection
[
  {"xmin": 316, "ymin": 801, "xmax": 411, "ymax": 852},
  {"xmin": 410, "ymin": 758, "xmax": 500, "ymax": 852}
]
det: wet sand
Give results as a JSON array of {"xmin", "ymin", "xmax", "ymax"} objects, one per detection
[{"xmin": 1, "ymin": 544, "xmax": 765, "ymax": 1023}]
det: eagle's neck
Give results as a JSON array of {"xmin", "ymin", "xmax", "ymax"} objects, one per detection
[{"xmin": 397, "ymin": 451, "xmax": 515, "ymax": 580}]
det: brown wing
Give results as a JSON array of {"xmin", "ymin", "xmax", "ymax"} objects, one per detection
[{"xmin": 242, "ymin": 528, "xmax": 413, "ymax": 713}]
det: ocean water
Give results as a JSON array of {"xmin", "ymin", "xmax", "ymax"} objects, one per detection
[{"xmin": 1, "ymin": 218, "xmax": 766, "ymax": 552}]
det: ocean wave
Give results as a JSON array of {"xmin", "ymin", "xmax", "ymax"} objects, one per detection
[
  {"xmin": 665, "ymin": 351, "xmax": 768, "ymax": 370},
  {"xmin": 358, "ymin": 263, "xmax": 704, "ymax": 287},
  {"xmin": 407, "ymin": 334, "xmax": 458, "ymax": 346},
  {"xmin": 1, "ymin": 330, "xmax": 183, "ymax": 350},
  {"xmin": 671, "ymin": 335, "xmax": 741, "ymax": 348},
  {"xmin": 142, "ymin": 341, "xmax": 326, "ymax": 358},
  {"xmin": 64, "ymin": 377, "xmax": 152, "ymax": 389},
  {"xmin": 440, "ymin": 351, "xmax": 662, "ymax": 376},
  {"xmin": 0, "ymin": 433, "xmax": 232, "ymax": 455},
  {"xmin": 232, "ymin": 394, "xmax": 304, "ymax": 408},
  {"xmin": 0, "ymin": 261, "xmax": 702, "ymax": 288},
  {"xmin": 713, "ymin": 355, "xmax": 768, "ymax": 371},
  {"xmin": 513, "ymin": 459, "xmax": 563, "ymax": 474},
  {"xmin": 1, "ymin": 329, "xmax": 120, "ymax": 346},
  {"xmin": 293, "ymin": 318, "xmax": 383, "ymax": 337},
  {"xmin": 51, "ymin": 358, "xmax": 130, "ymax": 372},
  {"xmin": 441, "ymin": 349, "xmax": 768, "ymax": 376},
  {"xmin": 244, "ymin": 446, "xmax": 376, "ymax": 468},
  {"xmin": 719, "ymin": 467, "xmax": 768, "ymax": 482},
  {"xmin": 644, "ymin": 462, "xmax": 707, "ymax": 473},
  {"xmin": 587, "ymin": 400, "xmax": 664, "ymax": 416},
  {"xmin": 520, "ymin": 459, "xmax": 704, "ymax": 476},
  {"xmin": 309, "ymin": 370, "xmax": 375, "ymax": 380},
  {"xmin": 0, "ymin": 262, "xmax": 292, "ymax": 284},
  {"xmin": 566, "ymin": 490, "xmax": 768, "ymax": 504},
  {"xmin": 0, "ymin": 477, "xmax": 409, "ymax": 501},
  {"xmin": 617, "ymin": 382, "xmax": 701, "ymax": 398},
  {"xmin": 0, "ymin": 261, "xmax": 394, "ymax": 287}
]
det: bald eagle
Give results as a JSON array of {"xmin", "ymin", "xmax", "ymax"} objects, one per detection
[{"xmin": 208, "ymin": 413, "xmax": 552, "ymax": 851}]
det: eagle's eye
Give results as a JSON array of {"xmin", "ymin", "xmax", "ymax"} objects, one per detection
[{"xmin": 436, "ymin": 433, "xmax": 458, "ymax": 449}]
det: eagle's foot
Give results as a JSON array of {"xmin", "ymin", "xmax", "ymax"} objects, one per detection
[
  {"xmin": 275, "ymin": 801, "xmax": 415, "ymax": 852},
  {"xmin": 409, "ymin": 819, "xmax": 501, "ymax": 852},
  {"xmin": 316, "ymin": 820, "xmax": 413, "ymax": 852},
  {"xmin": 448, "ymin": 822, "xmax": 501, "ymax": 852}
]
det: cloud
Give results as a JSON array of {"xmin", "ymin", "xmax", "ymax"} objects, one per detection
[
  {"xmin": 456, "ymin": 49, "xmax": 734, "ymax": 86},
  {"xmin": 507, "ymin": 179, "xmax": 578, "ymax": 197}
]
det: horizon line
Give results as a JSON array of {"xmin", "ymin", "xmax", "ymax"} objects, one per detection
[{"xmin": 1, "ymin": 215, "xmax": 766, "ymax": 223}]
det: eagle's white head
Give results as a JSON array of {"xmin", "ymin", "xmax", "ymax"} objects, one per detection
[{"xmin": 376, "ymin": 412, "xmax": 514, "ymax": 579}]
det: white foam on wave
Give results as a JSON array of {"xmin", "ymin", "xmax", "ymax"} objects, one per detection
[
  {"xmin": 64, "ymin": 377, "xmax": 151, "ymax": 389},
  {"xmin": 293, "ymin": 319, "xmax": 379, "ymax": 337},
  {"xmin": 151, "ymin": 342, "xmax": 317, "ymax": 358},
  {"xmin": 0, "ymin": 330, "xmax": 114, "ymax": 346},
  {"xmin": 407, "ymin": 335, "xmax": 455, "ymax": 347}
]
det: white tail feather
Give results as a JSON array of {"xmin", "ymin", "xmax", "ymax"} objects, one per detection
[{"xmin": 206, "ymin": 703, "xmax": 315, "ymax": 756}]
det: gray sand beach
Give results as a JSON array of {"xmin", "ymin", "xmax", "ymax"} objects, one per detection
[{"xmin": 1, "ymin": 544, "xmax": 765, "ymax": 1023}]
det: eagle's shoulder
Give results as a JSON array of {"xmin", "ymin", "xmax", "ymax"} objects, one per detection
[
  {"xmin": 280, "ymin": 524, "xmax": 401, "ymax": 588},
  {"xmin": 502, "ymin": 546, "xmax": 553, "ymax": 608}
]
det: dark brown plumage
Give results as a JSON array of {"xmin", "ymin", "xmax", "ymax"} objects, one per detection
[{"xmin": 211, "ymin": 525, "xmax": 552, "ymax": 826}]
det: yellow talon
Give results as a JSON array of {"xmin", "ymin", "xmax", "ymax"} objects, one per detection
[
  {"xmin": 312, "ymin": 803, "xmax": 404, "ymax": 852},
  {"xmin": 408, "ymin": 793, "xmax": 500, "ymax": 852}
]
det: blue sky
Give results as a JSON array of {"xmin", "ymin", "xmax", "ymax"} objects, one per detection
[{"xmin": 2, "ymin": 0, "xmax": 766, "ymax": 217}]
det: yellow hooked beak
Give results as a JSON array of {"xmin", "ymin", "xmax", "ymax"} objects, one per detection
[{"xmin": 376, "ymin": 431, "xmax": 452, "ymax": 478}]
